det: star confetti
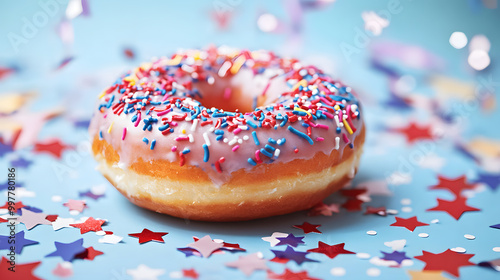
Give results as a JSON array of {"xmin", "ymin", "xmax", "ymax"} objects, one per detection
[
  {"xmin": 390, "ymin": 216, "xmax": 429, "ymax": 232},
  {"xmin": 187, "ymin": 235, "xmax": 224, "ymax": 258},
  {"xmin": 33, "ymin": 139, "xmax": 72, "ymax": 159},
  {"xmin": 307, "ymin": 242, "xmax": 355, "ymax": 259},
  {"xmin": 0, "ymin": 257, "xmax": 42, "ymax": 280},
  {"xmin": 79, "ymin": 190, "xmax": 105, "ymax": 200},
  {"xmin": 490, "ymin": 224, "xmax": 500, "ymax": 229},
  {"xmin": 307, "ymin": 201, "xmax": 340, "ymax": 216},
  {"xmin": 52, "ymin": 262, "xmax": 73, "ymax": 278},
  {"xmin": 427, "ymin": 196, "xmax": 480, "ymax": 220},
  {"xmin": 98, "ymin": 234, "xmax": 123, "ymax": 244},
  {"xmin": 75, "ymin": 246, "xmax": 103, "ymax": 260},
  {"xmin": 393, "ymin": 122, "xmax": 435, "ymax": 143},
  {"xmin": 384, "ymin": 239, "xmax": 407, "ymax": 251},
  {"xmin": 262, "ymin": 232, "xmax": 288, "ymax": 247},
  {"xmin": 63, "ymin": 199, "xmax": 87, "ymax": 213},
  {"xmin": 275, "ymin": 233, "xmax": 304, "ymax": 247},
  {"xmin": 46, "ymin": 239, "xmax": 86, "ymax": 262},
  {"xmin": 271, "ymin": 246, "xmax": 318, "ymax": 265},
  {"xmin": 293, "ymin": 222, "xmax": 322, "ymax": 234},
  {"xmin": 429, "ymin": 175, "xmax": 477, "ymax": 197},
  {"xmin": 341, "ymin": 198, "xmax": 364, "ymax": 211},
  {"xmin": 364, "ymin": 206, "xmax": 387, "ymax": 216},
  {"xmin": 0, "ymin": 230, "xmax": 38, "ymax": 253},
  {"xmin": 18, "ymin": 208, "xmax": 51, "ymax": 230},
  {"xmin": 226, "ymin": 253, "xmax": 268, "ymax": 276},
  {"xmin": 52, "ymin": 217, "xmax": 76, "ymax": 231},
  {"xmin": 381, "ymin": 251, "xmax": 411, "ymax": 264},
  {"xmin": 478, "ymin": 258, "xmax": 500, "ymax": 272},
  {"xmin": 415, "ymin": 249, "xmax": 475, "ymax": 277},
  {"xmin": 473, "ymin": 171, "xmax": 500, "ymax": 191},
  {"xmin": 10, "ymin": 157, "xmax": 33, "ymax": 168},
  {"xmin": 182, "ymin": 268, "xmax": 199, "ymax": 279},
  {"xmin": 70, "ymin": 217, "xmax": 105, "ymax": 234},
  {"xmin": 126, "ymin": 264, "xmax": 165, "ymax": 280},
  {"xmin": 129, "ymin": 228, "xmax": 168, "ymax": 244},
  {"xmin": 267, "ymin": 268, "xmax": 321, "ymax": 280},
  {"xmin": 407, "ymin": 270, "xmax": 448, "ymax": 280}
]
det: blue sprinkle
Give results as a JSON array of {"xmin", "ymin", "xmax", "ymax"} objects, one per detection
[
  {"xmin": 247, "ymin": 158, "xmax": 257, "ymax": 166},
  {"xmin": 169, "ymin": 128, "xmax": 174, "ymax": 133},
  {"xmin": 214, "ymin": 130, "xmax": 225, "ymax": 135},
  {"xmin": 287, "ymin": 126, "xmax": 314, "ymax": 145},
  {"xmin": 216, "ymin": 135, "xmax": 223, "ymax": 141},
  {"xmin": 142, "ymin": 137, "xmax": 149, "ymax": 144},
  {"xmin": 280, "ymin": 115, "xmax": 288, "ymax": 127},
  {"xmin": 203, "ymin": 144, "xmax": 209, "ymax": 162},
  {"xmin": 99, "ymin": 131, "xmax": 103, "ymax": 140},
  {"xmin": 278, "ymin": 138, "xmax": 286, "ymax": 145},
  {"xmin": 182, "ymin": 148, "xmax": 190, "ymax": 154},
  {"xmin": 349, "ymin": 143, "xmax": 354, "ymax": 149},
  {"xmin": 252, "ymin": 131, "xmax": 260, "ymax": 146},
  {"xmin": 260, "ymin": 148, "xmax": 273, "ymax": 158},
  {"xmin": 265, "ymin": 144, "xmax": 275, "ymax": 152},
  {"xmin": 247, "ymin": 120, "xmax": 257, "ymax": 129},
  {"xmin": 336, "ymin": 127, "xmax": 341, "ymax": 134},
  {"xmin": 158, "ymin": 124, "xmax": 170, "ymax": 131},
  {"xmin": 268, "ymin": 138, "xmax": 277, "ymax": 145},
  {"xmin": 302, "ymin": 123, "xmax": 309, "ymax": 128},
  {"xmin": 220, "ymin": 122, "xmax": 228, "ymax": 128},
  {"xmin": 150, "ymin": 140, "xmax": 156, "ymax": 150}
]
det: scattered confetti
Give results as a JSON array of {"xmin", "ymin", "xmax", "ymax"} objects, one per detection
[
  {"xmin": 225, "ymin": 253, "xmax": 267, "ymax": 276},
  {"xmin": 307, "ymin": 242, "xmax": 355, "ymax": 259},
  {"xmin": 414, "ymin": 249, "xmax": 475, "ymax": 277},
  {"xmin": 129, "ymin": 228, "xmax": 168, "ymax": 244},
  {"xmin": 390, "ymin": 216, "xmax": 429, "ymax": 232},
  {"xmin": 293, "ymin": 222, "xmax": 322, "ymax": 234}
]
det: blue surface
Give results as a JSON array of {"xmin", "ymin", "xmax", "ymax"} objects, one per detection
[{"xmin": 1, "ymin": 1, "xmax": 500, "ymax": 279}]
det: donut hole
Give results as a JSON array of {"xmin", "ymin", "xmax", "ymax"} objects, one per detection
[{"xmin": 196, "ymin": 85, "xmax": 257, "ymax": 113}]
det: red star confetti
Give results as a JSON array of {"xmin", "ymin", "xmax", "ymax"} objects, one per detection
[
  {"xmin": 308, "ymin": 201, "xmax": 340, "ymax": 216},
  {"xmin": 33, "ymin": 139, "xmax": 72, "ymax": 159},
  {"xmin": 307, "ymin": 241, "xmax": 355, "ymax": 259},
  {"xmin": 390, "ymin": 216, "xmax": 429, "ymax": 232},
  {"xmin": 182, "ymin": 268, "xmax": 199, "ymax": 279},
  {"xmin": 341, "ymin": 198, "xmax": 364, "ymax": 211},
  {"xmin": 128, "ymin": 228, "xmax": 168, "ymax": 244},
  {"xmin": 293, "ymin": 222, "xmax": 322, "ymax": 234},
  {"xmin": 427, "ymin": 196, "xmax": 480, "ymax": 220},
  {"xmin": 393, "ymin": 122, "xmax": 434, "ymax": 143},
  {"xmin": 52, "ymin": 262, "xmax": 73, "ymax": 278},
  {"xmin": 75, "ymin": 246, "xmax": 103, "ymax": 260},
  {"xmin": 364, "ymin": 206, "xmax": 387, "ymax": 216},
  {"xmin": 0, "ymin": 257, "xmax": 42, "ymax": 280},
  {"xmin": 429, "ymin": 175, "xmax": 477, "ymax": 197},
  {"xmin": 267, "ymin": 268, "xmax": 321, "ymax": 280},
  {"xmin": 63, "ymin": 199, "xmax": 87, "ymax": 213},
  {"xmin": 187, "ymin": 235, "xmax": 223, "ymax": 258},
  {"xmin": 70, "ymin": 217, "xmax": 105, "ymax": 234},
  {"xmin": 415, "ymin": 249, "xmax": 475, "ymax": 277},
  {"xmin": 0, "ymin": 200, "xmax": 26, "ymax": 210},
  {"xmin": 226, "ymin": 253, "xmax": 268, "ymax": 276}
]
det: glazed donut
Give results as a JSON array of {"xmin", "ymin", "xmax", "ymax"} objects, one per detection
[{"xmin": 89, "ymin": 46, "xmax": 365, "ymax": 221}]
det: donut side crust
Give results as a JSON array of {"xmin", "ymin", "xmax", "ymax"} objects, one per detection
[{"xmin": 92, "ymin": 126, "xmax": 365, "ymax": 221}]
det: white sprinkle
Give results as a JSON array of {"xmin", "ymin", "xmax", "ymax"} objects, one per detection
[
  {"xmin": 431, "ymin": 219, "xmax": 439, "ymax": 224},
  {"xmin": 357, "ymin": 253, "xmax": 371, "ymax": 259},
  {"xmin": 237, "ymin": 139, "xmax": 243, "ymax": 144},
  {"xmin": 418, "ymin": 233, "xmax": 429, "ymax": 238},
  {"xmin": 52, "ymin": 195, "xmax": 63, "ymax": 202},
  {"xmin": 330, "ymin": 267, "xmax": 346, "ymax": 276},
  {"xmin": 203, "ymin": 133, "xmax": 211, "ymax": 147},
  {"xmin": 238, "ymin": 125, "xmax": 249, "ymax": 130},
  {"xmin": 400, "ymin": 198, "xmax": 411, "ymax": 205},
  {"xmin": 449, "ymin": 31, "xmax": 468, "ymax": 49},
  {"xmin": 218, "ymin": 61, "xmax": 232, "ymax": 77},
  {"xmin": 493, "ymin": 247, "xmax": 500, "ymax": 252},
  {"xmin": 188, "ymin": 134, "xmax": 194, "ymax": 143},
  {"xmin": 451, "ymin": 247, "xmax": 466, "ymax": 253},
  {"xmin": 464, "ymin": 234, "xmax": 476, "ymax": 240},
  {"xmin": 223, "ymin": 138, "xmax": 229, "ymax": 143},
  {"xmin": 274, "ymin": 149, "xmax": 280, "ymax": 158},
  {"xmin": 335, "ymin": 137, "xmax": 340, "ymax": 150},
  {"xmin": 190, "ymin": 119, "xmax": 198, "ymax": 132},
  {"xmin": 242, "ymin": 135, "xmax": 249, "ymax": 141},
  {"xmin": 367, "ymin": 268, "xmax": 381, "ymax": 277},
  {"xmin": 209, "ymin": 127, "xmax": 215, "ymax": 132},
  {"xmin": 401, "ymin": 207, "xmax": 412, "ymax": 213},
  {"xmin": 367, "ymin": 230, "xmax": 377, "ymax": 236},
  {"xmin": 228, "ymin": 138, "xmax": 238, "ymax": 146}
]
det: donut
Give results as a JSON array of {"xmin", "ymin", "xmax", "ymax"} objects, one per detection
[{"xmin": 89, "ymin": 46, "xmax": 365, "ymax": 221}]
